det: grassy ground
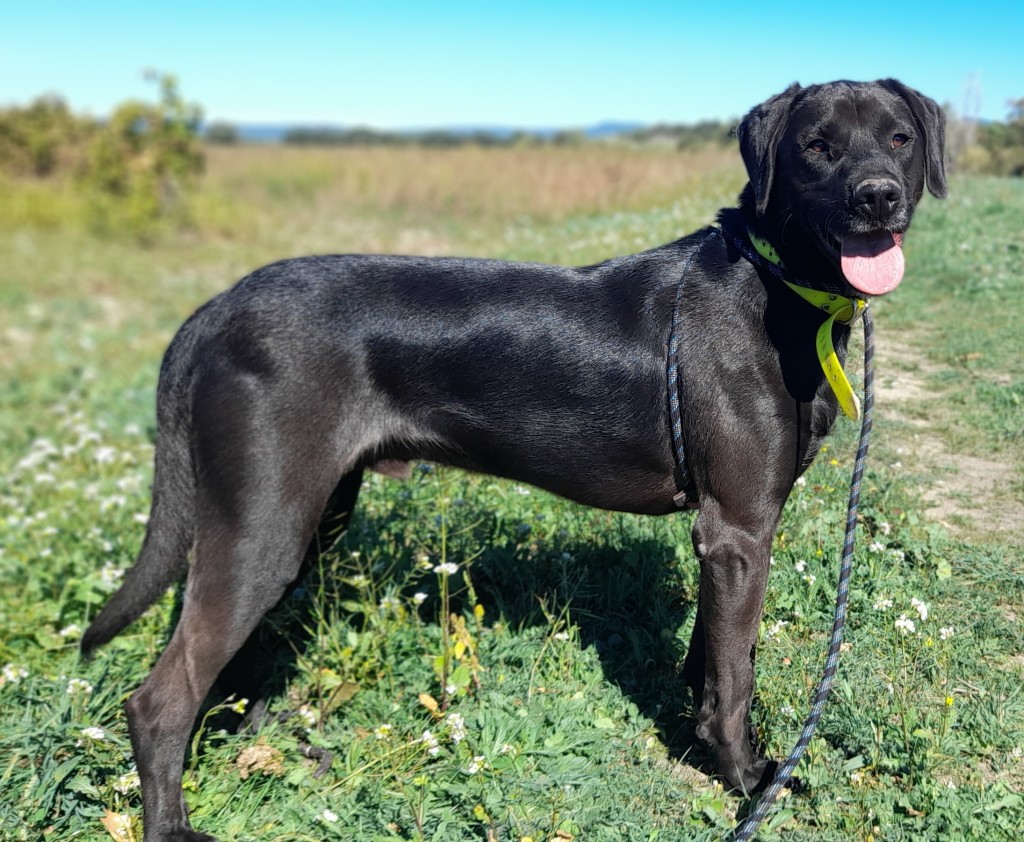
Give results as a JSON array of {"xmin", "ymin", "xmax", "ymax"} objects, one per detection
[{"xmin": 0, "ymin": 148, "xmax": 1022, "ymax": 842}]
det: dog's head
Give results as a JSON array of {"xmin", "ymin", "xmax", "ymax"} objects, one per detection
[{"xmin": 736, "ymin": 80, "xmax": 946, "ymax": 295}]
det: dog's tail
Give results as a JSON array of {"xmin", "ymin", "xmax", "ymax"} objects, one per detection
[{"xmin": 81, "ymin": 357, "xmax": 196, "ymax": 657}]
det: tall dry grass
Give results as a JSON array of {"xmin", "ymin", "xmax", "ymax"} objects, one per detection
[{"xmin": 202, "ymin": 144, "xmax": 741, "ymax": 225}]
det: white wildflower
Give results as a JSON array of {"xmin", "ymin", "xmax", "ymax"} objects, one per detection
[
  {"xmin": 77, "ymin": 430, "xmax": 101, "ymax": 447},
  {"xmin": 296, "ymin": 705, "xmax": 318, "ymax": 728},
  {"xmin": 433, "ymin": 562, "xmax": 459, "ymax": 576},
  {"xmin": 794, "ymin": 560, "xmax": 807, "ymax": 573},
  {"xmin": 802, "ymin": 574, "xmax": 816, "ymax": 586},
  {"xmin": 318, "ymin": 808, "xmax": 339, "ymax": 824},
  {"xmin": 910, "ymin": 597, "xmax": 929, "ymax": 622},
  {"xmin": 420, "ymin": 729, "xmax": 440, "ymax": 756},
  {"xmin": 2, "ymin": 663, "xmax": 29, "ymax": 683},
  {"xmin": 890, "ymin": 549, "xmax": 905, "ymax": 561},
  {"xmin": 94, "ymin": 446, "xmax": 117, "ymax": 464},
  {"xmin": 116, "ymin": 476, "xmax": 142, "ymax": 493},
  {"xmin": 66, "ymin": 678, "xmax": 93, "ymax": 696},
  {"xmin": 373, "ymin": 723, "xmax": 393, "ymax": 740},
  {"xmin": 462, "ymin": 755, "xmax": 486, "ymax": 774},
  {"xmin": 553, "ymin": 631, "xmax": 570, "ymax": 641},
  {"xmin": 113, "ymin": 769, "xmax": 140, "ymax": 793},
  {"xmin": 939, "ymin": 626, "xmax": 955, "ymax": 641},
  {"xmin": 133, "ymin": 513, "xmax": 149, "ymax": 525},
  {"xmin": 100, "ymin": 495, "xmax": 127, "ymax": 510},
  {"xmin": 412, "ymin": 592, "xmax": 428, "ymax": 605},
  {"xmin": 764, "ymin": 619, "xmax": 788, "ymax": 640},
  {"xmin": 80, "ymin": 726, "xmax": 106, "ymax": 741},
  {"xmin": 880, "ymin": 522, "xmax": 891, "ymax": 536},
  {"xmin": 100, "ymin": 563, "xmax": 124, "ymax": 585},
  {"xmin": 895, "ymin": 615, "xmax": 916, "ymax": 635},
  {"xmin": 446, "ymin": 712, "xmax": 466, "ymax": 743},
  {"xmin": 873, "ymin": 597, "xmax": 894, "ymax": 611},
  {"xmin": 869, "ymin": 541, "xmax": 885, "ymax": 553},
  {"xmin": 795, "ymin": 476, "xmax": 807, "ymax": 487},
  {"xmin": 59, "ymin": 624, "xmax": 82, "ymax": 639}
]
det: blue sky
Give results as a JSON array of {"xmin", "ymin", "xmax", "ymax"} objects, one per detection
[{"xmin": 3, "ymin": 1, "xmax": 1021, "ymax": 128}]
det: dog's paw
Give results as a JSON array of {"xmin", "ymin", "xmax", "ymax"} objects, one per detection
[
  {"xmin": 157, "ymin": 830, "xmax": 218, "ymax": 842},
  {"xmin": 723, "ymin": 756, "xmax": 775, "ymax": 797}
]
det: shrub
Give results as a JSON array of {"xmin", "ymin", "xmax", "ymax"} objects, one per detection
[
  {"xmin": 0, "ymin": 94, "xmax": 92, "ymax": 176},
  {"xmin": 205, "ymin": 120, "xmax": 239, "ymax": 145},
  {"xmin": 81, "ymin": 72, "xmax": 205, "ymax": 236}
]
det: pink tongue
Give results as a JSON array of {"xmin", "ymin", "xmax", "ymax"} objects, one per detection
[{"xmin": 840, "ymin": 231, "xmax": 904, "ymax": 295}]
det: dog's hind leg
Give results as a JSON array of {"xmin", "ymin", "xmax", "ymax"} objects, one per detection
[
  {"xmin": 219, "ymin": 469, "xmax": 366, "ymax": 728},
  {"xmin": 126, "ymin": 408, "xmax": 353, "ymax": 841}
]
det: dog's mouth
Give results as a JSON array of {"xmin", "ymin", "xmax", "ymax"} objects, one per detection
[{"xmin": 822, "ymin": 229, "xmax": 905, "ymax": 296}]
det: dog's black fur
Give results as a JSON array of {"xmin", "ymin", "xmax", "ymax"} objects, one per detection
[{"xmin": 82, "ymin": 80, "xmax": 945, "ymax": 842}]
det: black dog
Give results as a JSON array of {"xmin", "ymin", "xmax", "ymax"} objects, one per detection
[{"xmin": 83, "ymin": 79, "xmax": 945, "ymax": 842}]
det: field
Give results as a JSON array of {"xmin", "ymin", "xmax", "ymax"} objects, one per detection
[{"xmin": 1, "ymin": 145, "xmax": 1022, "ymax": 842}]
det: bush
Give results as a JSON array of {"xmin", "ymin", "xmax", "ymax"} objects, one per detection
[
  {"xmin": 205, "ymin": 120, "xmax": 239, "ymax": 145},
  {"xmin": 961, "ymin": 96, "xmax": 1024, "ymax": 176},
  {"xmin": 0, "ymin": 95, "xmax": 92, "ymax": 176},
  {"xmin": 81, "ymin": 73, "xmax": 205, "ymax": 236}
]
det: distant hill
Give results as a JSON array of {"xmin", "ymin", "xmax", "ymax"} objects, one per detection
[{"xmin": 222, "ymin": 121, "xmax": 646, "ymax": 144}]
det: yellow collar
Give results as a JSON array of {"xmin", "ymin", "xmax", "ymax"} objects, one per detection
[{"xmin": 748, "ymin": 229, "xmax": 867, "ymax": 420}]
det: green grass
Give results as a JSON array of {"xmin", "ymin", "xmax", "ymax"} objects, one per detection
[{"xmin": 1, "ymin": 152, "xmax": 1022, "ymax": 841}]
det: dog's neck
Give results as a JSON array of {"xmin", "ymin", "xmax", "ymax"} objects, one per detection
[
  {"xmin": 736, "ymin": 186, "xmax": 849, "ymax": 289},
  {"xmin": 719, "ymin": 200, "xmax": 866, "ymax": 421}
]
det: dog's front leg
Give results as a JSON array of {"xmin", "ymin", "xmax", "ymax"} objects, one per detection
[{"xmin": 684, "ymin": 501, "xmax": 776, "ymax": 794}]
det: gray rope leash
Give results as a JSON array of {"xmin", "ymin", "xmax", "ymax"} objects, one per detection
[
  {"xmin": 667, "ymin": 229, "xmax": 718, "ymax": 502},
  {"xmin": 732, "ymin": 307, "xmax": 874, "ymax": 841}
]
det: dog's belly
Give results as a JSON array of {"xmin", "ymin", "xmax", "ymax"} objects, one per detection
[
  {"xmin": 363, "ymin": 327, "xmax": 681, "ymax": 515},
  {"xmin": 405, "ymin": 428, "xmax": 682, "ymax": 516}
]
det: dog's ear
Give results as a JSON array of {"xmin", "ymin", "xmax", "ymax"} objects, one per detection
[
  {"xmin": 735, "ymin": 83, "xmax": 802, "ymax": 216},
  {"xmin": 878, "ymin": 79, "xmax": 948, "ymax": 199}
]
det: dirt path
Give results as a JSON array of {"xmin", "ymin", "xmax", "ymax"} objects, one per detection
[{"xmin": 872, "ymin": 330, "xmax": 1024, "ymax": 546}]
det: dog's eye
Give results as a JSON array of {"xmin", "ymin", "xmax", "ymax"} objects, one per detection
[
  {"xmin": 891, "ymin": 133, "xmax": 911, "ymax": 149},
  {"xmin": 806, "ymin": 139, "xmax": 829, "ymax": 154}
]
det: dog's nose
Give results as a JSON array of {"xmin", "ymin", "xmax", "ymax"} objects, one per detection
[{"xmin": 853, "ymin": 179, "xmax": 903, "ymax": 223}]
